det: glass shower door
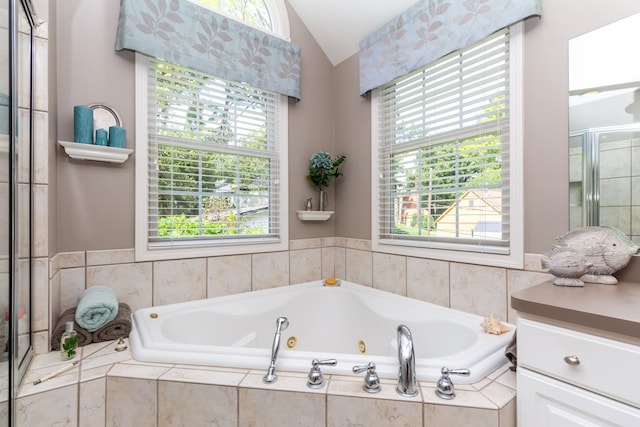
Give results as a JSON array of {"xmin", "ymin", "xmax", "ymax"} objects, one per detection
[{"xmin": 570, "ymin": 124, "xmax": 640, "ymax": 245}]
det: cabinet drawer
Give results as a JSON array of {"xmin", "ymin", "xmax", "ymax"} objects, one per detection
[
  {"xmin": 518, "ymin": 318, "xmax": 640, "ymax": 408},
  {"xmin": 518, "ymin": 368, "xmax": 640, "ymax": 426}
]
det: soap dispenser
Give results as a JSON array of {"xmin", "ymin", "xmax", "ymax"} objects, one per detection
[{"xmin": 60, "ymin": 321, "xmax": 78, "ymax": 360}]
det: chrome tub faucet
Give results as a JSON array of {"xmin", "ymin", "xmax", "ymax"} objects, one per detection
[
  {"xmin": 263, "ymin": 316, "xmax": 289, "ymax": 383},
  {"xmin": 396, "ymin": 324, "xmax": 418, "ymax": 397}
]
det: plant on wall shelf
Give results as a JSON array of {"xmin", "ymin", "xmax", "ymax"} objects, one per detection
[
  {"xmin": 306, "ymin": 151, "xmax": 346, "ymax": 191},
  {"xmin": 306, "ymin": 151, "xmax": 346, "ymax": 211}
]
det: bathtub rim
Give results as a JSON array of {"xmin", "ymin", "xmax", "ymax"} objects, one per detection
[{"xmin": 130, "ymin": 280, "xmax": 515, "ymax": 383}]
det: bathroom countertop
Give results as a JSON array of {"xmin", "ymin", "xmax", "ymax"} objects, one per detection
[{"xmin": 511, "ymin": 280, "xmax": 640, "ymax": 339}]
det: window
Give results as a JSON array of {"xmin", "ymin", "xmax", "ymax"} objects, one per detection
[
  {"xmin": 372, "ymin": 24, "xmax": 523, "ymax": 268},
  {"xmin": 135, "ymin": 0, "xmax": 289, "ymax": 261}
]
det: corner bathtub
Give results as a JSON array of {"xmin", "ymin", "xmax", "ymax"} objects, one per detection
[{"xmin": 130, "ymin": 280, "xmax": 514, "ymax": 384}]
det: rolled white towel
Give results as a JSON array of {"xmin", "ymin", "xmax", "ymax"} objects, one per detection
[{"xmin": 75, "ymin": 286, "xmax": 119, "ymax": 332}]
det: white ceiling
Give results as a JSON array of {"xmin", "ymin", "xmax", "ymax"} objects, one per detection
[{"xmin": 287, "ymin": 0, "xmax": 420, "ymax": 65}]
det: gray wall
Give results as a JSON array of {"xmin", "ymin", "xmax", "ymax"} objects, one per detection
[{"xmin": 55, "ymin": 0, "xmax": 640, "ymax": 259}]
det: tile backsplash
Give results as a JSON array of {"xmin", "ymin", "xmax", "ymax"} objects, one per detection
[{"xmin": 38, "ymin": 239, "xmax": 553, "ymax": 355}]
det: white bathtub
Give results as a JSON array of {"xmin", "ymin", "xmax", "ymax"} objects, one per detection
[{"xmin": 130, "ymin": 280, "xmax": 514, "ymax": 384}]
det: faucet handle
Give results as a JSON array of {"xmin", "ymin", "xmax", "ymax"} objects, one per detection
[
  {"xmin": 435, "ymin": 367, "xmax": 470, "ymax": 400},
  {"xmin": 307, "ymin": 358, "xmax": 337, "ymax": 389},
  {"xmin": 352, "ymin": 362, "xmax": 381, "ymax": 393}
]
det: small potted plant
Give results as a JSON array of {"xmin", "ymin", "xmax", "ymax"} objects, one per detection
[{"xmin": 307, "ymin": 151, "xmax": 346, "ymax": 211}]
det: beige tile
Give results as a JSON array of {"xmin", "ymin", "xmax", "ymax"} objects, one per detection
[
  {"xmin": 79, "ymin": 377, "xmax": 106, "ymax": 427},
  {"xmin": 345, "ymin": 248, "xmax": 372, "ymax": 286},
  {"xmin": 322, "ymin": 246, "xmax": 335, "ymax": 278},
  {"xmin": 321, "ymin": 237, "xmax": 335, "ymax": 247},
  {"xmin": 49, "ymin": 272, "xmax": 61, "ymax": 333},
  {"xmin": 58, "ymin": 251, "xmax": 86, "ymax": 269},
  {"xmin": 524, "ymin": 253, "xmax": 546, "ymax": 272},
  {"xmin": 495, "ymin": 370, "xmax": 516, "ymax": 391},
  {"xmin": 407, "ymin": 257, "xmax": 450, "ymax": 307},
  {"xmin": 33, "ymin": 111, "xmax": 48, "ymax": 184},
  {"xmin": 329, "ymin": 377, "xmax": 422, "ymax": 402},
  {"xmin": 158, "ymin": 381, "xmax": 237, "ymax": 426},
  {"xmin": 425, "ymin": 403, "xmax": 499, "ymax": 427},
  {"xmin": 106, "ymin": 377, "xmax": 156, "ymax": 427},
  {"xmin": 59, "ymin": 267, "xmax": 85, "ymax": 313},
  {"xmin": 506, "ymin": 269, "xmax": 553, "ymax": 323},
  {"xmin": 240, "ymin": 372, "xmax": 322, "ymax": 394},
  {"xmin": 480, "ymin": 381, "xmax": 516, "ymax": 409},
  {"xmin": 153, "ymin": 258, "xmax": 206, "ymax": 305},
  {"xmin": 499, "ymin": 397, "xmax": 517, "ymax": 427},
  {"xmin": 239, "ymin": 387, "xmax": 325, "ymax": 427},
  {"xmin": 207, "ymin": 254, "xmax": 252, "ymax": 297},
  {"xmin": 160, "ymin": 367, "xmax": 246, "ymax": 386},
  {"xmin": 32, "ymin": 184, "xmax": 48, "ymax": 258},
  {"xmin": 16, "ymin": 384, "xmax": 77, "ymax": 426},
  {"xmin": 81, "ymin": 349, "xmax": 132, "ymax": 373},
  {"xmin": 251, "ymin": 251, "xmax": 289, "ymax": 291},
  {"xmin": 450, "ymin": 263, "xmax": 507, "ymax": 319},
  {"xmin": 373, "ymin": 252, "xmax": 406, "ymax": 295},
  {"xmin": 107, "ymin": 362, "xmax": 168, "ymax": 380},
  {"xmin": 344, "ymin": 238, "xmax": 372, "ymax": 251},
  {"xmin": 327, "ymin": 394, "xmax": 422, "ymax": 426},
  {"xmin": 86, "ymin": 249, "xmax": 135, "ymax": 266},
  {"xmin": 82, "ymin": 339, "xmax": 126, "ymax": 359},
  {"xmin": 422, "ymin": 385, "xmax": 497, "ymax": 409},
  {"xmin": 32, "ymin": 331, "xmax": 49, "ymax": 355},
  {"xmin": 334, "ymin": 237, "xmax": 347, "ymax": 247},
  {"xmin": 290, "ymin": 238, "xmax": 323, "ymax": 250},
  {"xmin": 81, "ymin": 364, "xmax": 114, "ymax": 383},
  {"xmin": 32, "ymin": 257, "xmax": 49, "ymax": 331},
  {"xmin": 34, "ymin": 37, "xmax": 48, "ymax": 112},
  {"xmin": 87, "ymin": 263, "xmax": 153, "ymax": 312},
  {"xmin": 333, "ymin": 247, "xmax": 346, "ymax": 279},
  {"xmin": 49, "ymin": 254, "xmax": 59, "ymax": 278},
  {"xmin": 0, "ymin": 402, "xmax": 6, "ymax": 427},
  {"xmin": 20, "ymin": 362, "xmax": 80, "ymax": 397},
  {"xmin": 290, "ymin": 248, "xmax": 322, "ymax": 284}
]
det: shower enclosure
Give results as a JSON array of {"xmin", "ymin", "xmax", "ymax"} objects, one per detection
[
  {"xmin": 569, "ymin": 124, "xmax": 640, "ymax": 245},
  {"xmin": 1, "ymin": 0, "xmax": 36, "ymax": 424}
]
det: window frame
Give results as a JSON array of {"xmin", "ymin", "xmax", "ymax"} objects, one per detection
[
  {"xmin": 371, "ymin": 22, "xmax": 524, "ymax": 269},
  {"xmin": 134, "ymin": 0, "xmax": 290, "ymax": 262}
]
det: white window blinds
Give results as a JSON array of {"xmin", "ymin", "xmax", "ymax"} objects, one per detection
[
  {"xmin": 376, "ymin": 28, "xmax": 511, "ymax": 253},
  {"xmin": 146, "ymin": 57, "xmax": 282, "ymax": 247}
]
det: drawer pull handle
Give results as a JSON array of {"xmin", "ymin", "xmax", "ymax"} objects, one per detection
[{"xmin": 563, "ymin": 355, "xmax": 580, "ymax": 366}]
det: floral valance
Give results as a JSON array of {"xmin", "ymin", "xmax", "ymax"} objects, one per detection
[
  {"xmin": 115, "ymin": 0, "xmax": 301, "ymax": 99},
  {"xmin": 359, "ymin": 0, "xmax": 542, "ymax": 95}
]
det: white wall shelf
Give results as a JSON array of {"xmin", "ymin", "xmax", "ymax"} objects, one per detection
[
  {"xmin": 58, "ymin": 140, "xmax": 133, "ymax": 163},
  {"xmin": 296, "ymin": 210, "xmax": 334, "ymax": 221}
]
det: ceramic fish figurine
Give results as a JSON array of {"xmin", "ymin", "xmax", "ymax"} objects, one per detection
[
  {"xmin": 542, "ymin": 226, "xmax": 639, "ymax": 286},
  {"xmin": 541, "ymin": 248, "xmax": 592, "ymax": 286}
]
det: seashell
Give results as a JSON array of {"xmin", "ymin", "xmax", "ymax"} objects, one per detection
[
  {"xmin": 480, "ymin": 315, "xmax": 510, "ymax": 335},
  {"xmin": 542, "ymin": 226, "xmax": 638, "ymax": 285}
]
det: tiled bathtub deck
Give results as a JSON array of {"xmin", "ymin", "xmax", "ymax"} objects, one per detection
[{"xmin": 16, "ymin": 339, "xmax": 516, "ymax": 426}]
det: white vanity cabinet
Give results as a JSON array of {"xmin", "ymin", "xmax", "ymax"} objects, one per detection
[{"xmin": 516, "ymin": 317, "xmax": 640, "ymax": 426}]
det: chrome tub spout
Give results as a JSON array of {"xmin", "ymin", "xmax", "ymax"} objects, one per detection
[
  {"xmin": 396, "ymin": 324, "xmax": 418, "ymax": 397},
  {"xmin": 263, "ymin": 316, "xmax": 289, "ymax": 383}
]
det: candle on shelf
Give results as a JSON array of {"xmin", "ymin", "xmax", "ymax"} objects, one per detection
[
  {"xmin": 108, "ymin": 126, "xmax": 126, "ymax": 148},
  {"xmin": 73, "ymin": 105, "xmax": 93, "ymax": 144}
]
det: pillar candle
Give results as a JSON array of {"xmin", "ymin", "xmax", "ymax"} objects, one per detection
[
  {"xmin": 74, "ymin": 105, "xmax": 93, "ymax": 144},
  {"xmin": 108, "ymin": 126, "xmax": 126, "ymax": 148},
  {"xmin": 95, "ymin": 128, "xmax": 108, "ymax": 146}
]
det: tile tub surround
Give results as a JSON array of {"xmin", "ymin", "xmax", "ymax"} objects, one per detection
[
  {"xmin": 41, "ymin": 241, "xmax": 554, "ymax": 355},
  {"xmin": 17, "ymin": 339, "xmax": 516, "ymax": 426}
]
